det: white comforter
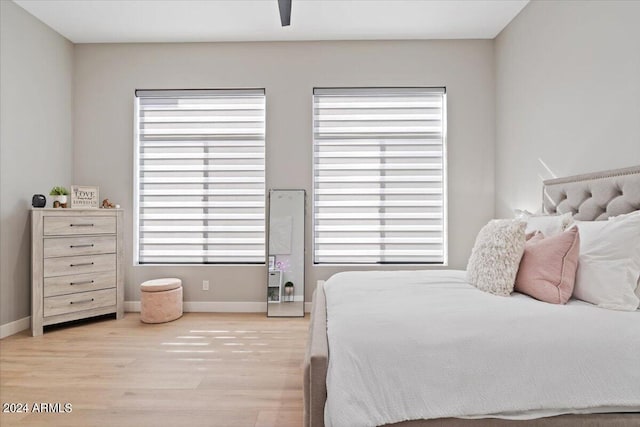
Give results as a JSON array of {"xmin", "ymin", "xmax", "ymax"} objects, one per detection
[{"xmin": 324, "ymin": 270, "xmax": 640, "ymax": 427}]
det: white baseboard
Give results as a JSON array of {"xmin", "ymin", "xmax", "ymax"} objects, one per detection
[
  {"xmin": 124, "ymin": 301, "xmax": 141, "ymax": 312},
  {"xmin": 125, "ymin": 301, "xmax": 312, "ymax": 313},
  {"xmin": 0, "ymin": 316, "xmax": 31, "ymax": 339},
  {"xmin": 0, "ymin": 300, "xmax": 314, "ymax": 339}
]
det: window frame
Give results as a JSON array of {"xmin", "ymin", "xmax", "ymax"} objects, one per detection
[
  {"xmin": 311, "ymin": 87, "xmax": 448, "ymax": 266},
  {"xmin": 133, "ymin": 88, "xmax": 267, "ymax": 266}
]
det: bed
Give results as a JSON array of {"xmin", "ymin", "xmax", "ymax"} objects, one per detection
[{"xmin": 304, "ymin": 165, "xmax": 640, "ymax": 427}]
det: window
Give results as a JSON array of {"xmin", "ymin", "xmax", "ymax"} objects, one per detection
[
  {"xmin": 312, "ymin": 87, "xmax": 446, "ymax": 264},
  {"xmin": 134, "ymin": 89, "xmax": 266, "ymax": 264}
]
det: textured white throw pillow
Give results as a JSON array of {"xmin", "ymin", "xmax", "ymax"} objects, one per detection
[
  {"xmin": 572, "ymin": 211, "xmax": 640, "ymax": 311},
  {"xmin": 467, "ymin": 219, "xmax": 526, "ymax": 296}
]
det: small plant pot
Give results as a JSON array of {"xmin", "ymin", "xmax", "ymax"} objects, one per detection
[
  {"xmin": 51, "ymin": 195, "xmax": 68, "ymax": 208},
  {"xmin": 284, "ymin": 282, "xmax": 294, "ymax": 302}
]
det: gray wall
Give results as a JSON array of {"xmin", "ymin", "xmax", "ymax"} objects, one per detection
[
  {"xmin": 495, "ymin": 0, "xmax": 640, "ymax": 217},
  {"xmin": 73, "ymin": 40, "xmax": 495, "ymax": 304},
  {"xmin": 0, "ymin": 1, "xmax": 74, "ymax": 326},
  {"xmin": 7, "ymin": 0, "xmax": 637, "ymax": 323},
  {"xmin": 0, "ymin": 18, "xmax": 494, "ymax": 324}
]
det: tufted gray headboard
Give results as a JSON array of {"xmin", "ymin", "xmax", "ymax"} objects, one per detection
[{"xmin": 543, "ymin": 165, "xmax": 640, "ymax": 221}]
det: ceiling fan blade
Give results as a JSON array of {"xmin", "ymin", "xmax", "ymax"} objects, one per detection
[{"xmin": 278, "ymin": 0, "xmax": 291, "ymax": 26}]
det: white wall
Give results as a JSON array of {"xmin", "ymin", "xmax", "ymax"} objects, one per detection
[
  {"xmin": 8, "ymin": 0, "xmax": 637, "ymax": 321},
  {"xmin": 73, "ymin": 40, "xmax": 495, "ymax": 305},
  {"xmin": 0, "ymin": 1, "xmax": 74, "ymax": 327},
  {"xmin": 495, "ymin": 0, "xmax": 640, "ymax": 217}
]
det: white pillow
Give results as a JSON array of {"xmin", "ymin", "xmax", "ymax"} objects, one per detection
[
  {"xmin": 467, "ymin": 219, "xmax": 526, "ymax": 296},
  {"xmin": 572, "ymin": 211, "xmax": 640, "ymax": 311},
  {"xmin": 518, "ymin": 212, "xmax": 573, "ymax": 236}
]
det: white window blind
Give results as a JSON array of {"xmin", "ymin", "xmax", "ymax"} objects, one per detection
[
  {"xmin": 134, "ymin": 89, "xmax": 266, "ymax": 264},
  {"xmin": 312, "ymin": 87, "xmax": 446, "ymax": 264}
]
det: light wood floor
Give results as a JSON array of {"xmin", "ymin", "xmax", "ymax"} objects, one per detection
[{"xmin": 0, "ymin": 313, "xmax": 309, "ymax": 427}]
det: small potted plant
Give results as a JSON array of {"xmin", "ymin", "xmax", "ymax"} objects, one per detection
[
  {"xmin": 49, "ymin": 186, "xmax": 69, "ymax": 208},
  {"xmin": 284, "ymin": 282, "xmax": 294, "ymax": 302}
]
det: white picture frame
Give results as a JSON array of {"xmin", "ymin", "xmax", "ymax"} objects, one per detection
[
  {"xmin": 268, "ymin": 255, "xmax": 276, "ymax": 271},
  {"xmin": 70, "ymin": 185, "xmax": 99, "ymax": 209}
]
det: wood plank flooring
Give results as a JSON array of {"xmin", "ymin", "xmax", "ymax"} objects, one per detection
[{"xmin": 0, "ymin": 313, "xmax": 309, "ymax": 427}]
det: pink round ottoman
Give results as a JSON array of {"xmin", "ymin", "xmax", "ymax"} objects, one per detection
[{"xmin": 140, "ymin": 278, "xmax": 183, "ymax": 324}]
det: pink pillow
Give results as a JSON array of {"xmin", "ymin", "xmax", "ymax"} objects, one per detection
[{"xmin": 514, "ymin": 227, "xmax": 580, "ymax": 304}]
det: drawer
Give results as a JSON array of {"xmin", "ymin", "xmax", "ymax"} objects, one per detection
[
  {"xmin": 44, "ymin": 216, "xmax": 116, "ymax": 236},
  {"xmin": 44, "ymin": 236, "xmax": 116, "ymax": 258},
  {"xmin": 44, "ymin": 254, "xmax": 115, "ymax": 278},
  {"xmin": 44, "ymin": 288, "xmax": 116, "ymax": 318},
  {"xmin": 44, "ymin": 271, "xmax": 116, "ymax": 297}
]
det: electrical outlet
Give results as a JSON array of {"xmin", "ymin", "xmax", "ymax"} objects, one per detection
[{"xmin": 202, "ymin": 280, "xmax": 209, "ymax": 291}]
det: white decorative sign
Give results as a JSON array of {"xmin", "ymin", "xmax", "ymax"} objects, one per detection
[{"xmin": 70, "ymin": 185, "xmax": 99, "ymax": 209}]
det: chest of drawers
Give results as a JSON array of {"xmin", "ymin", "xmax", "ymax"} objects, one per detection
[{"xmin": 31, "ymin": 209, "xmax": 124, "ymax": 336}]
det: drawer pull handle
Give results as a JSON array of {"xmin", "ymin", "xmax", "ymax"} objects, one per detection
[
  {"xmin": 70, "ymin": 262, "xmax": 94, "ymax": 267},
  {"xmin": 70, "ymin": 298, "xmax": 94, "ymax": 305},
  {"xmin": 70, "ymin": 224, "xmax": 94, "ymax": 227},
  {"xmin": 70, "ymin": 244, "xmax": 94, "ymax": 248},
  {"xmin": 70, "ymin": 280, "xmax": 95, "ymax": 286}
]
